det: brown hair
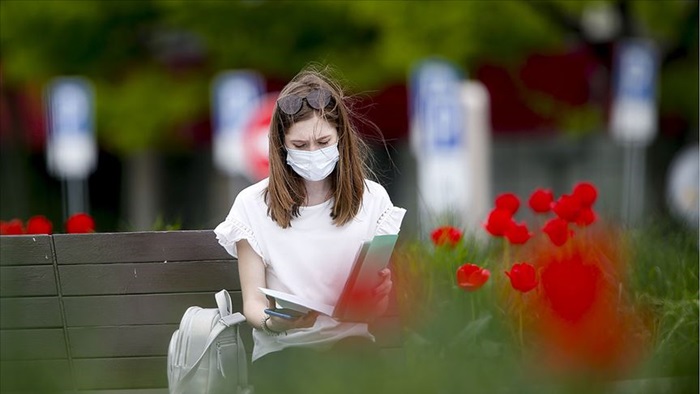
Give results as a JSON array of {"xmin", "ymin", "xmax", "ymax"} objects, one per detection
[{"xmin": 265, "ymin": 65, "xmax": 371, "ymax": 228}]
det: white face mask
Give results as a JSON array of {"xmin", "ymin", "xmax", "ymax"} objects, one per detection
[{"xmin": 286, "ymin": 143, "xmax": 339, "ymax": 181}]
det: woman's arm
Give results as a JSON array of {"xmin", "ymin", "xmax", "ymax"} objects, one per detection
[{"xmin": 236, "ymin": 239, "xmax": 317, "ymax": 333}]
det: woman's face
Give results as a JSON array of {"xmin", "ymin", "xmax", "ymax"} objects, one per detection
[{"xmin": 284, "ymin": 113, "xmax": 339, "ymax": 151}]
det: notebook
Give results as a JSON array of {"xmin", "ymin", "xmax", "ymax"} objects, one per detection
[{"xmin": 259, "ymin": 233, "xmax": 399, "ymax": 322}]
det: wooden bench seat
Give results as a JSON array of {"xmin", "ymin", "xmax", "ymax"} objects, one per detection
[{"xmin": 0, "ymin": 231, "xmax": 402, "ymax": 393}]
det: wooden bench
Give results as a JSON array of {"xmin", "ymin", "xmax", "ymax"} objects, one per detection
[{"xmin": 0, "ymin": 231, "xmax": 402, "ymax": 393}]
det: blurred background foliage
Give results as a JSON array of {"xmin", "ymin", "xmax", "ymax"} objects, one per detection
[{"xmin": 1, "ymin": 0, "xmax": 697, "ymax": 157}]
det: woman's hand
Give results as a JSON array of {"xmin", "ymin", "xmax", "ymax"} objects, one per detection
[{"xmin": 368, "ymin": 268, "xmax": 393, "ymax": 320}]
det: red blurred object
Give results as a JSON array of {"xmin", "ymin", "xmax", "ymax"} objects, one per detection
[
  {"xmin": 540, "ymin": 252, "xmax": 601, "ymax": 322},
  {"xmin": 575, "ymin": 207, "xmax": 597, "ymax": 227},
  {"xmin": 484, "ymin": 208, "xmax": 514, "ymax": 237},
  {"xmin": 0, "ymin": 219, "xmax": 25, "ymax": 235},
  {"xmin": 65, "ymin": 213, "xmax": 95, "ymax": 233},
  {"xmin": 528, "ymin": 188, "xmax": 554, "ymax": 214},
  {"xmin": 476, "ymin": 46, "xmax": 600, "ymax": 134},
  {"xmin": 524, "ymin": 228, "xmax": 649, "ymax": 377},
  {"xmin": 430, "ymin": 226, "xmax": 463, "ymax": 248},
  {"xmin": 359, "ymin": 84, "xmax": 409, "ymax": 142},
  {"xmin": 552, "ymin": 194, "xmax": 583, "ymax": 223},
  {"xmin": 26, "ymin": 215, "xmax": 53, "ymax": 234},
  {"xmin": 542, "ymin": 217, "xmax": 573, "ymax": 247},
  {"xmin": 572, "ymin": 182, "xmax": 598, "ymax": 208},
  {"xmin": 495, "ymin": 193, "xmax": 520, "ymax": 215},
  {"xmin": 242, "ymin": 93, "xmax": 278, "ymax": 182},
  {"xmin": 504, "ymin": 262, "xmax": 538, "ymax": 293},
  {"xmin": 456, "ymin": 263, "xmax": 490, "ymax": 292},
  {"xmin": 504, "ymin": 221, "xmax": 532, "ymax": 245}
]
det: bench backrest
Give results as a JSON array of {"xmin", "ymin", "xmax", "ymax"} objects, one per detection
[{"xmin": 0, "ymin": 231, "xmax": 401, "ymax": 393}]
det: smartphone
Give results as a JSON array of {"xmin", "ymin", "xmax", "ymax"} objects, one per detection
[{"xmin": 264, "ymin": 308, "xmax": 304, "ymax": 320}]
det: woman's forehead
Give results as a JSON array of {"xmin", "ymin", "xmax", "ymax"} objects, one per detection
[{"xmin": 286, "ymin": 115, "xmax": 338, "ymax": 140}]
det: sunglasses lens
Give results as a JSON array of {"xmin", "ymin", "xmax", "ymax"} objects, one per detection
[
  {"xmin": 278, "ymin": 96, "xmax": 302, "ymax": 115},
  {"xmin": 306, "ymin": 89, "xmax": 332, "ymax": 110}
]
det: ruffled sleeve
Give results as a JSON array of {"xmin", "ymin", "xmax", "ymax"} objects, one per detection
[
  {"xmin": 376, "ymin": 206, "xmax": 407, "ymax": 235},
  {"xmin": 213, "ymin": 187, "xmax": 266, "ymax": 264},
  {"xmin": 213, "ymin": 217, "xmax": 264, "ymax": 261}
]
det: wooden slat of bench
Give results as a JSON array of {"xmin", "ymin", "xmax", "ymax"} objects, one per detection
[
  {"xmin": 0, "ymin": 328, "xmax": 67, "ymax": 360},
  {"xmin": 73, "ymin": 356, "xmax": 167, "ymax": 390},
  {"xmin": 62, "ymin": 293, "xmax": 244, "ymax": 327},
  {"xmin": 0, "ymin": 266, "xmax": 57, "ymax": 297},
  {"xmin": 53, "ymin": 231, "xmax": 232, "ymax": 264},
  {"xmin": 69, "ymin": 325, "xmax": 177, "ymax": 358},
  {"xmin": 0, "ymin": 359, "xmax": 73, "ymax": 391},
  {"xmin": 0, "ymin": 297, "xmax": 63, "ymax": 329},
  {"xmin": 0, "ymin": 235, "xmax": 53, "ymax": 266},
  {"xmin": 59, "ymin": 261, "xmax": 240, "ymax": 296},
  {"xmin": 67, "ymin": 324, "xmax": 257, "ymax": 360}
]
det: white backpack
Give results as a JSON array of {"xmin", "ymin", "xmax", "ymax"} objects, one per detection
[{"xmin": 167, "ymin": 289, "xmax": 253, "ymax": 394}]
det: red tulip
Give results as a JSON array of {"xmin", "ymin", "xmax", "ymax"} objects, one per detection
[
  {"xmin": 552, "ymin": 194, "xmax": 582, "ymax": 223},
  {"xmin": 495, "ymin": 193, "xmax": 520, "ymax": 215},
  {"xmin": 26, "ymin": 215, "xmax": 53, "ymax": 235},
  {"xmin": 431, "ymin": 226, "xmax": 463, "ymax": 247},
  {"xmin": 66, "ymin": 213, "xmax": 95, "ymax": 233},
  {"xmin": 504, "ymin": 221, "xmax": 532, "ymax": 245},
  {"xmin": 572, "ymin": 182, "xmax": 598, "ymax": 208},
  {"xmin": 505, "ymin": 262, "xmax": 539, "ymax": 293},
  {"xmin": 540, "ymin": 253, "xmax": 601, "ymax": 322},
  {"xmin": 0, "ymin": 219, "xmax": 25, "ymax": 235},
  {"xmin": 528, "ymin": 188, "xmax": 554, "ymax": 213},
  {"xmin": 456, "ymin": 263, "xmax": 490, "ymax": 292},
  {"xmin": 575, "ymin": 207, "xmax": 597, "ymax": 227},
  {"xmin": 484, "ymin": 208, "xmax": 514, "ymax": 237},
  {"xmin": 542, "ymin": 218, "xmax": 573, "ymax": 246}
]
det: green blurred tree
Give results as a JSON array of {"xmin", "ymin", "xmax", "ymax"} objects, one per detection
[{"xmin": 1, "ymin": 0, "xmax": 696, "ymax": 156}]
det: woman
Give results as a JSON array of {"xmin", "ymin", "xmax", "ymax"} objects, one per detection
[{"xmin": 214, "ymin": 66, "xmax": 405, "ymax": 393}]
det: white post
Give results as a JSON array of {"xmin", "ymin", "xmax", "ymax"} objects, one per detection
[{"xmin": 461, "ymin": 81, "xmax": 492, "ymax": 240}]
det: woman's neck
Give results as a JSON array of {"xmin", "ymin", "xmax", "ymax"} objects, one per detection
[{"xmin": 304, "ymin": 179, "xmax": 331, "ymax": 206}]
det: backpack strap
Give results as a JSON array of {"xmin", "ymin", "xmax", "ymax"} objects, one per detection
[
  {"xmin": 215, "ymin": 289, "xmax": 234, "ymax": 317},
  {"xmin": 172, "ymin": 290, "xmax": 247, "ymax": 394}
]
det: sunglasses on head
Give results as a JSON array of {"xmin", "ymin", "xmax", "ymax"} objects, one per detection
[{"xmin": 277, "ymin": 88, "xmax": 333, "ymax": 115}]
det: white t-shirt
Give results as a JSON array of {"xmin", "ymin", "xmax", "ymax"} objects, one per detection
[{"xmin": 214, "ymin": 178, "xmax": 406, "ymax": 361}]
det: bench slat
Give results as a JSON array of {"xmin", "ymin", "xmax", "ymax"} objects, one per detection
[
  {"xmin": 0, "ymin": 297, "xmax": 63, "ymax": 329},
  {"xmin": 0, "ymin": 359, "xmax": 73, "ymax": 391},
  {"xmin": 59, "ymin": 261, "xmax": 240, "ymax": 295},
  {"xmin": 54, "ymin": 231, "xmax": 232, "ymax": 264},
  {"xmin": 63, "ymin": 293, "xmax": 245, "ymax": 327},
  {"xmin": 0, "ymin": 235, "xmax": 53, "ymax": 266},
  {"xmin": 74, "ymin": 356, "xmax": 167, "ymax": 390},
  {"xmin": 0, "ymin": 266, "xmax": 57, "ymax": 297},
  {"xmin": 69, "ymin": 325, "xmax": 177, "ymax": 358},
  {"xmin": 0, "ymin": 328, "xmax": 67, "ymax": 360}
]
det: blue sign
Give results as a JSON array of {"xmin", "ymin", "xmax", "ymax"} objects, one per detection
[
  {"xmin": 47, "ymin": 77, "xmax": 94, "ymax": 138},
  {"xmin": 610, "ymin": 39, "xmax": 659, "ymax": 144},
  {"xmin": 409, "ymin": 59, "xmax": 465, "ymax": 152},
  {"xmin": 613, "ymin": 39, "xmax": 657, "ymax": 103},
  {"xmin": 212, "ymin": 70, "xmax": 264, "ymax": 135},
  {"xmin": 45, "ymin": 77, "xmax": 97, "ymax": 180}
]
